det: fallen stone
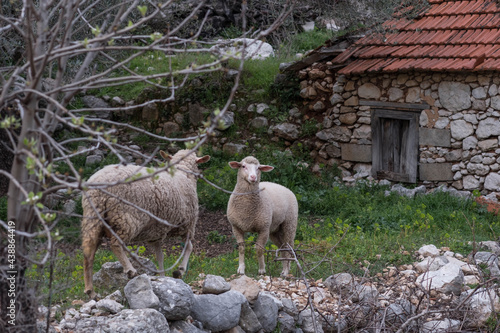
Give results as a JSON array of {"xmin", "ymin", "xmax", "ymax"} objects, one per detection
[
  {"xmin": 191, "ymin": 290, "xmax": 247, "ymax": 332},
  {"xmin": 124, "ymin": 274, "xmax": 159, "ymax": 310},
  {"xmin": 229, "ymin": 275, "xmax": 261, "ymax": 303},
  {"xmin": 151, "ymin": 276, "xmax": 194, "ymax": 321},
  {"xmin": 460, "ymin": 287, "xmax": 500, "ymax": 328},
  {"xmin": 416, "ymin": 262, "xmax": 464, "ymax": 295},
  {"xmin": 75, "ymin": 308, "xmax": 169, "ymax": 333},
  {"xmin": 252, "ymin": 292, "xmax": 279, "ymax": 332},
  {"xmin": 202, "ymin": 274, "xmax": 231, "ymax": 295}
]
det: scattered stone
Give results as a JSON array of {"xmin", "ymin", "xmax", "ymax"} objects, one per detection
[
  {"xmin": 252, "ymin": 292, "xmax": 279, "ymax": 332},
  {"xmin": 124, "ymin": 274, "xmax": 159, "ymax": 310},
  {"xmin": 250, "ymin": 117, "xmax": 269, "ymax": 129},
  {"xmin": 390, "ymin": 184, "xmax": 427, "ymax": 198},
  {"xmin": 229, "ymin": 275, "xmax": 261, "ymax": 303},
  {"xmin": 421, "ymin": 319, "xmax": 461, "ymax": 333},
  {"xmin": 93, "ymin": 258, "xmax": 156, "ymax": 294},
  {"xmin": 460, "ymin": 288, "xmax": 500, "ymax": 328},
  {"xmin": 299, "ymin": 307, "xmax": 324, "ymax": 333},
  {"xmin": 222, "ymin": 143, "xmax": 247, "ymax": 156},
  {"xmin": 142, "ymin": 103, "xmax": 159, "ymax": 122},
  {"xmin": 272, "ymin": 123, "xmax": 300, "ymax": 141},
  {"xmin": 85, "ymin": 155, "xmax": 103, "ymax": 166},
  {"xmin": 95, "ymin": 299, "xmax": 123, "ymax": 314},
  {"xmin": 383, "ymin": 299, "xmax": 415, "ymax": 326},
  {"xmin": 151, "ymin": 276, "xmax": 194, "ymax": 321},
  {"xmin": 352, "ymin": 284, "xmax": 379, "ymax": 304},
  {"xmin": 191, "ymin": 290, "xmax": 247, "ymax": 332},
  {"xmin": 211, "ymin": 38, "xmax": 274, "ymax": 60},
  {"xmin": 104, "ymin": 290, "xmax": 123, "ymax": 303},
  {"xmin": 82, "ymin": 95, "xmax": 112, "ymax": 119},
  {"xmin": 416, "ymin": 262, "xmax": 464, "ymax": 295},
  {"xmin": 202, "ymin": 274, "xmax": 231, "ymax": 295},
  {"xmin": 478, "ymin": 241, "xmax": 500, "ymax": 255},
  {"xmin": 75, "ymin": 308, "xmax": 169, "ymax": 333},
  {"xmin": 211, "ymin": 111, "xmax": 235, "ymax": 130},
  {"xmin": 324, "ymin": 273, "xmax": 356, "ymax": 295},
  {"xmin": 474, "ymin": 251, "xmax": 500, "ymax": 277},
  {"xmin": 239, "ymin": 301, "xmax": 263, "ymax": 333},
  {"xmin": 170, "ymin": 320, "xmax": 207, "ymax": 333},
  {"xmin": 163, "ymin": 122, "xmax": 180, "ymax": 137},
  {"xmin": 418, "ymin": 244, "xmax": 441, "ymax": 258}
]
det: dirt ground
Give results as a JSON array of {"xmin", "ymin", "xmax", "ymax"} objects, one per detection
[{"xmin": 161, "ymin": 208, "xmax": 236, "ymax": 258}]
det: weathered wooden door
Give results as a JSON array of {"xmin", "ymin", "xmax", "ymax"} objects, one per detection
[{"xmin": 372, "ymin": 109, "xmax": 419, "ymax": 183}]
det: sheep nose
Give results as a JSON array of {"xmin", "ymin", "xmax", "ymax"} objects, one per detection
[{"xmin": 249, "ymin": 175, "xmax": 256, "ymax": 182}]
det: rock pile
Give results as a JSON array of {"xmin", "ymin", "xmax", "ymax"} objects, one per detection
[{"xmin": 44, "ymin": 241, "xmax": 500, "ymax": 332}]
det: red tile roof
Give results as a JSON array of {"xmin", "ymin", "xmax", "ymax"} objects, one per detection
[{"xmin": 333, "ymin": 0, "xmax": 500, "ymax": 75}]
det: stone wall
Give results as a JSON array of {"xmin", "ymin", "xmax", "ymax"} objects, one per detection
[
  {"xmin": 299, "ymin": 63, "xmax": 500, "ymax": 193},
  {"xmin": 90, "ymin": 60, "xmax": 500, "ymax": 194}
]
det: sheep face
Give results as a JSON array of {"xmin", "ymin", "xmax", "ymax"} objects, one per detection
[{"xmin": 229, "ymin": 156, "xmax": 274, "ymax": 184}]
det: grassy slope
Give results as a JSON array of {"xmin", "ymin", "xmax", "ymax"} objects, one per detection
[{"xmin": 26, "ymin": 148, "xmax": 500, "ymax": 306}]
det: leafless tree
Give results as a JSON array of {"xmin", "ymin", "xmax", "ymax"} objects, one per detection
[{"xmin": 0, "ymin": 0, "xmax": 293, "ymax": 330}]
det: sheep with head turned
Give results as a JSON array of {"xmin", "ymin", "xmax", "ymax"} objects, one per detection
[
  {"xmin": 81, "ymin": 149, "xmax": 210, "ymax": 299},
  {"xmin": 227, "ymin": 156, "xmax": 298, "ymax": 276}
]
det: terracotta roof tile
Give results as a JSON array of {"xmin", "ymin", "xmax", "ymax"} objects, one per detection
[{"xmin": 333, "ymin": 0, "xmax": 500, "ymax": 74}]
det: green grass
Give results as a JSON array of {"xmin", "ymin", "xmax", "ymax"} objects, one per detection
[
  {"xmin": 27, "ymin": 182, "xmax": 499, "ymax": 306},
  {"xmin": 285, "ymin": 29, "xmax": 336, "ymax": 54},
  {"xmin": 6, "ymin": 143, "xmax": 500, "ymax": 307},
  {"xmin": 87, "ymin": 29, "xmax": 339, "ymax": 106},
  {"xmin": 90, "ymin": 51, "xmax": 219, "ymax": 102}
]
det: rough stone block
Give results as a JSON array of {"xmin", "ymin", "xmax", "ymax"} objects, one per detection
[
  {"xmin": 419, "ymin": 163, "xmax": 453, "ymax": 181},
  {"xmin": 341, "ymin": 144, "xmax": 371, "ymax": 162},
  {"xmin": 419, "ymin": 128, "xmax": 451, "ymax": 147}
]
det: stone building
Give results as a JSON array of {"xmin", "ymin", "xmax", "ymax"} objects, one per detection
[{"xmin": 294, "ymin": 0, "xmax": 500, "ymax": 193}]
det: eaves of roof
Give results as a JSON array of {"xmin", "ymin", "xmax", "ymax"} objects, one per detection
[{"xmin": 332, "ymin": 0, "xmax": 500, "ymax": 75}]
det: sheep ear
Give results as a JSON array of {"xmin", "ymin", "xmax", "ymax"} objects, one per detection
[
  {"xmin": 160, "ymin": 150, "xmax": 172, "ymax": 161},
  {"xmin": 228, "ymin": 161, "xmax": 241, "ymax": 169},
  {"xmin": 259, "ymin": 165, "xmax": 274, "ymax": 172},
  {"xmin": 196, "ymin": 155, "xmax": 210, "ymax": 164}
]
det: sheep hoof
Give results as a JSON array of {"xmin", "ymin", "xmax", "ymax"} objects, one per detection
[
  {"xmin": 126, "ymin": 269, "xmax": 138, "ymax": 279},
  {"xmin": 172, "ymin": 270, "xmax": 182, "ymax": 279},
  {"xmin": 85, "ymin": 289, "xmax": 97, "ymax": 300}
]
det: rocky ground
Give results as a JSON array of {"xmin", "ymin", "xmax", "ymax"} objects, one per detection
[
  {"xmin": 40, "ymin": 186, "xmax": 500, "ymax": 332},
  {"xmin": 43, "ymin": 241, "xmax": 500, "ymax": 333}
]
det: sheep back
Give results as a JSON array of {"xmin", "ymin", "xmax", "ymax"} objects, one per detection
[
  {"xmin": 260, "ymin": 182, "xmax": 298, "ymax": 233},
  {"xmin": 82, "ymin": 158, "xmax": 199, "ymax": 244}
]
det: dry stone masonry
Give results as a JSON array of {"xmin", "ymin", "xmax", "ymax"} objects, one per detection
[
  {"xmin": 81, "ymin": 60, "xmax": 500, "ymax": 195},
  {"xmin": 297, "ymin": 62, "xmax": 500, "ymax": 193},
  {"xmin": 42, "ymin": 239, "xmax": 500, "ymax": 332}
]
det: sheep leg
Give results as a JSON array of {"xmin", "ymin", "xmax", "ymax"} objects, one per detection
[
  {"xmin": 110, "ymin": 237, "xmax": 137, "ymax": 279},
  {"xmin": 255, "ymin": 232, "xmax": 269, "ymax": 275},
  {"xmin": 270, "ymin": 232, "xmax": 293, "ymax": 276},
  {"xmin": 232, "ymin": 226, "xmax": 246, "ymax": 275},
  {"xmin": 178, "ymin": 239, "xmax": 193, "ymax": 276},
  {"xmin": 83, "ymin": 234, "xmax": 100, "ymax": 299},
  {"xmin": 150, "ymin": 241, "xmax": 165, "ymax": 276},
  {"xmin": 82, "ymin": 216, "xmax": 103, "ymax": 299}
]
